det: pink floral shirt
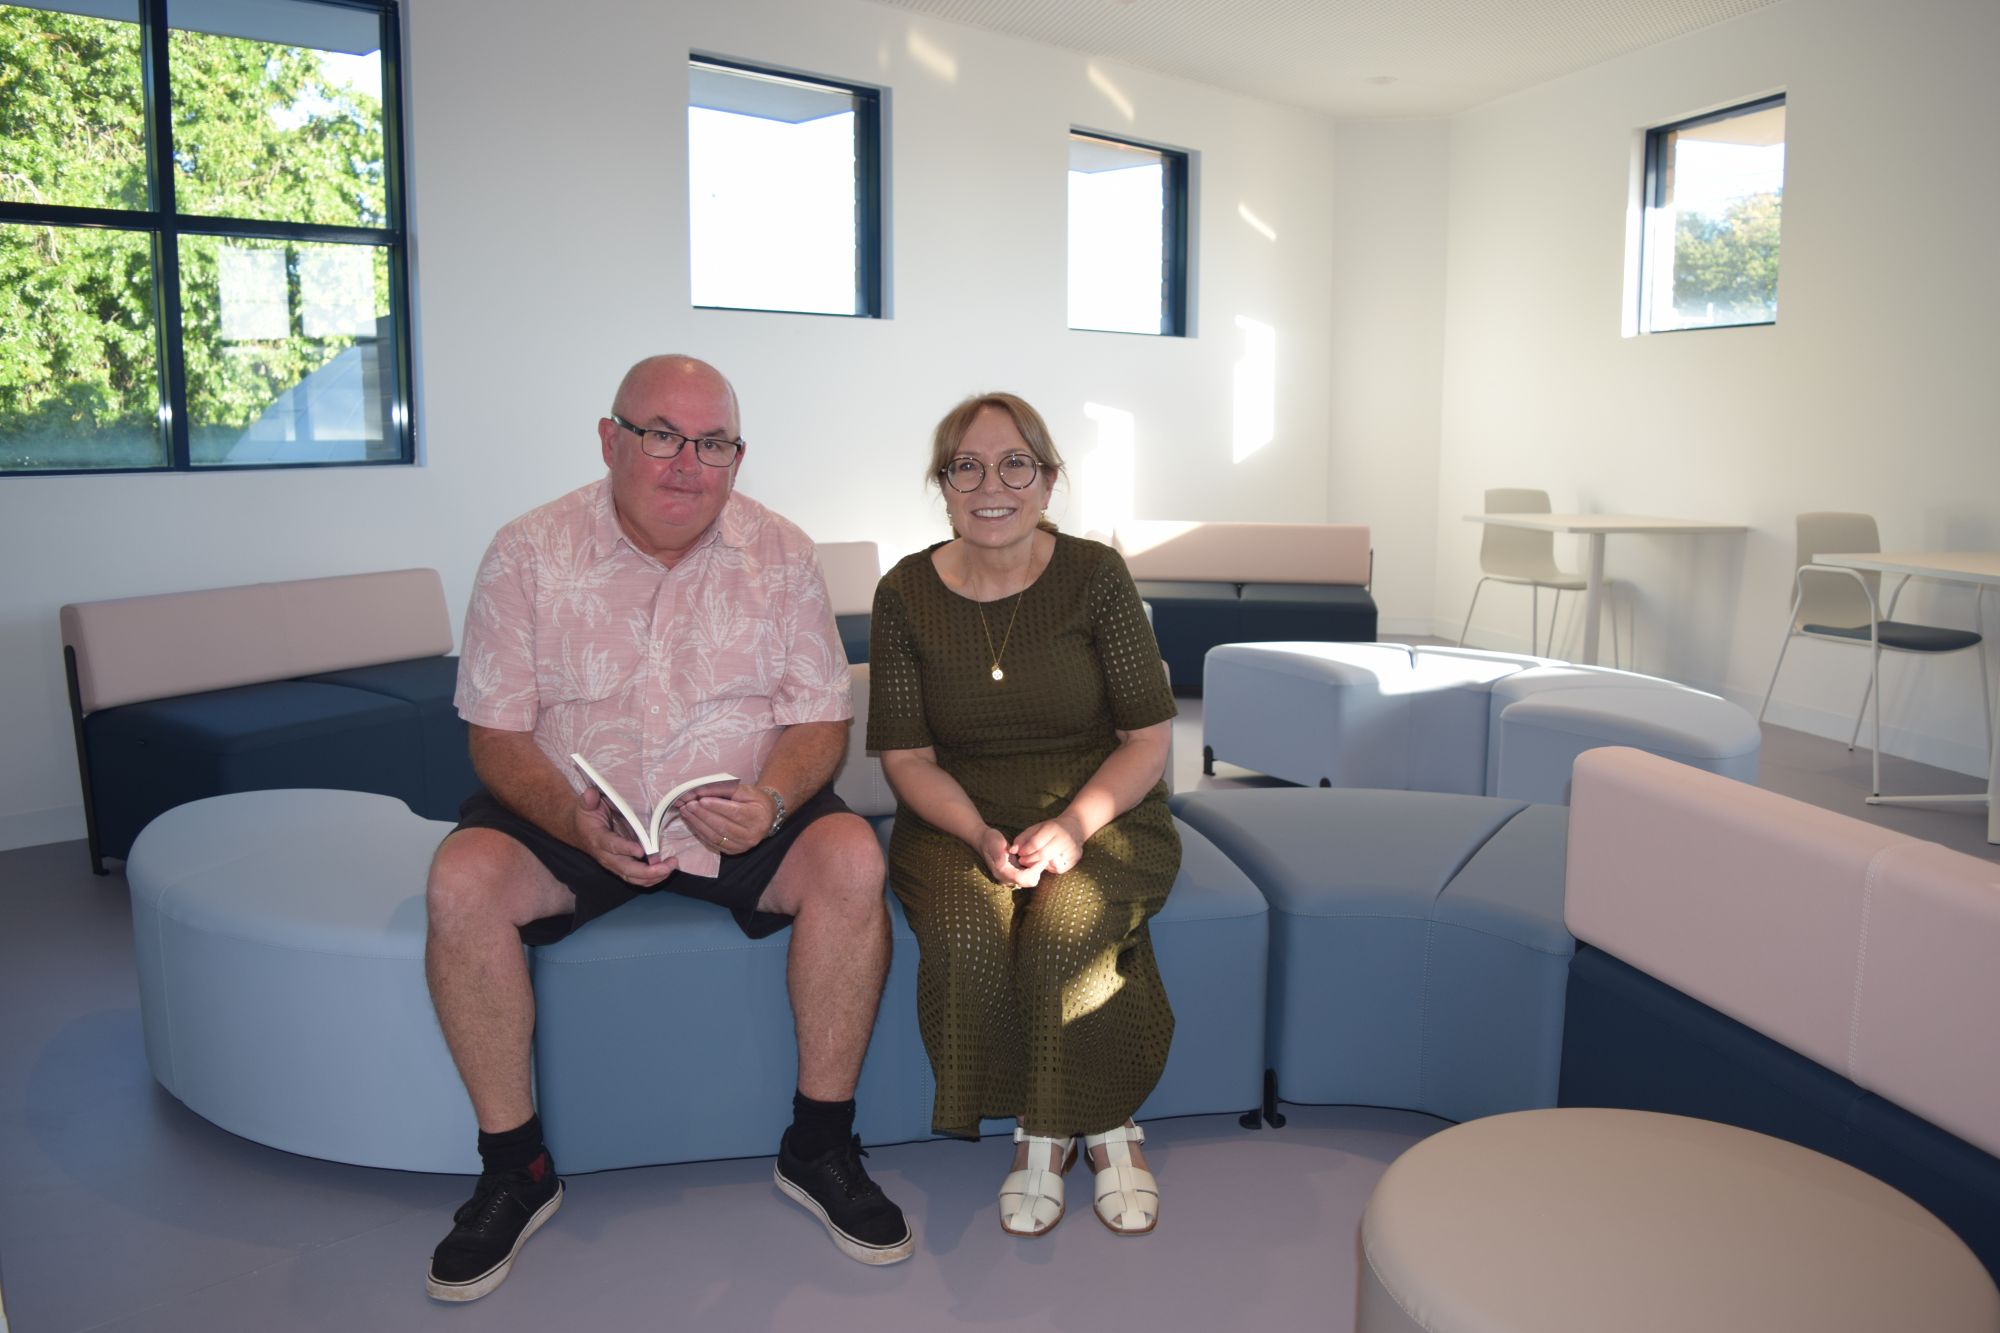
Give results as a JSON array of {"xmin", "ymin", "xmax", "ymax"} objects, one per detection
[{"xmin": 455, "ymin": 479, "xmax": 852, "ymax": 876}]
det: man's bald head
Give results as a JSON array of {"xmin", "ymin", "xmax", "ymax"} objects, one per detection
[{"xmin": 611, "ymin": 355, "xmax": 740, "ymax": 438}]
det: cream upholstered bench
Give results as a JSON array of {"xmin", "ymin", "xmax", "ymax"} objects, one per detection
[
  {"xmin": 60, "ymin": 568, "xmax": 473, "ymax": 872},
  {"xmin": 1105, "ymin": 520, "xmax": 1376, "ymax": 692},
  {"xmin": 1358, "ymin": 1107, "xmax": 1998, "ymax": 1333}
]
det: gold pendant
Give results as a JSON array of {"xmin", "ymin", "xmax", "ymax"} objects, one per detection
[{"xmin": 991, "ymin": 665, "xmax": 1005, "ymax": 682}]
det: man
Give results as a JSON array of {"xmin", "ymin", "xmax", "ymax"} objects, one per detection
[{"xmin": 423, "ymin": 355, "xmax": 909, "ymax": 1302}]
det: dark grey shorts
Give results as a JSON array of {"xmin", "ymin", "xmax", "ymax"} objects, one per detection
[{"xmin": 452, "ymin": 785, "xmax": 855, "ymax": 945}]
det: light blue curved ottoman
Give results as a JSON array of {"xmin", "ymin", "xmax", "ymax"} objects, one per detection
[
  {"xmin": 127, "ymin": 789, "xmax": 479, "ymax": 1172},
  {"xmin": 536, "ymin": 814, "xmax": 1270, "ymax": 1169},
  {"xmin": 1493, "ymin": 681, "xmax": 1761, "ymax": 805},
  {"xmin": 1170, "ymin": 787, "xmax": 1573, "ymax": 1124}
]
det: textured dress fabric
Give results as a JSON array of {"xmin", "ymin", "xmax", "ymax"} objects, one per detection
[{"xmin": 868, "ymin": 533, "xmax": 1181, "ymax": 1138}]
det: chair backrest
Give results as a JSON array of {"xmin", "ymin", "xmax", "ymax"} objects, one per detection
[
  {"xmin": 815, "ymin": 541, "xmax": 883, "ymax": 618},
  {"xmin": 60, "ymin": 568, "xmax": 453, "ymax": 714},
  {"xmin": 1480, "ymin": 488, "xmax": 1564, "ymax": 581},
  {"xmin": 1794, "ymin": 512, "xmax": 1881, "ymax": 629}
]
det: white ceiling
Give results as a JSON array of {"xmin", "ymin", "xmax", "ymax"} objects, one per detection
[{"xmin": 860, "ymin": 0, "xmax": 1785, "ymax": 118}]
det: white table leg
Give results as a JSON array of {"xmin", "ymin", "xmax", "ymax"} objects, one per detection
[{"xmin": 1580, "ymin": 534, "xmax": 1607, "ymax": 665}]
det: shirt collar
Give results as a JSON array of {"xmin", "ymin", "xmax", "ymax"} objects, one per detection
[{"xmin": 591, "ymin": 478, "xmax": 748, "ymax": 565}]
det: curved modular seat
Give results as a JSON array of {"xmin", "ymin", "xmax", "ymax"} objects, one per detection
[
  {"xmin": 1358, "ymin": 1108, "xmax": 1999, "ymax": 1333},
  {"xmin": 127, "ymin": 788, "xmax": 478, "ymax": 1173},
  {"xmin": 128, "ymin": 789, "xmax": 1268, "ymax": 1174},
  {"xmin": 1201, "ymin": 641, "xmax": 1758, "ymax": 801},
  {"xmin": 1171, "ymin": 786, "xmax": 1573, "ymax": 1124}
]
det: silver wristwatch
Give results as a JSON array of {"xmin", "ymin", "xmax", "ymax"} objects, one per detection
[{"xmin": 757, "ymin": 785, "xmax": 787, "ymax": 835}]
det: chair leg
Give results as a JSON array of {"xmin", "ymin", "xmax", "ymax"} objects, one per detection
[
  {"xmin": 1457, "ymin": 578, "xmax": 1489, "ymax": 648},
  {"xmin": 1757, "ymin": 630, "xmax": 1796, "ymax": 723},
  {"xmin": 1549, "ymin": 588, "xmax": 1562, "ymax": 661},
  {"xmin": 1849, "ymin": 671, "xmax": 1873, "ymax": 751},
  {"xmin": 1869, "ymin": 638, "xmax": 1885, "ymax": 797},
  {"xmin": 1531, "ymin": 585, "xmax": 1541, "ymax": 657}
]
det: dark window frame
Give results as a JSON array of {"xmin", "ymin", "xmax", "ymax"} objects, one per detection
[
  {"xmin": 687, "ymin": 54, "xmax": 884, "ymax": 320},
  {"xmin": 1638, "ymin": 93, "xmax": 1786, "ymax": 336},
  {"xmin": 0, "ymin": 0, "xmax": 415, "ymax": 477},
  {"xmin": 1067, "ymin": 128, "xmax": 1191, "ymax": 339}
]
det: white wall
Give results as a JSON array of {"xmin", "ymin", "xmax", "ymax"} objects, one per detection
[
  {"xmin": 1328, "ymin": 119, "xmax": 1451, "ymax": 636},
  {"xmin": 1435, "ymin": 0, "xmax": 2000, "ymax": 774},
  {"xmin": 0, "ymin": 0, "xmax": 1340, "ymax": 849}
]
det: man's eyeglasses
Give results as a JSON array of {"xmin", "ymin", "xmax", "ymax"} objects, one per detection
[
  {"xmin": 610, "ymin": 412, "xmax": 744, "ymax": 467},
  {"xmin": 940, "ymin": 452, "xmax": 1046, "ymax": 492}
]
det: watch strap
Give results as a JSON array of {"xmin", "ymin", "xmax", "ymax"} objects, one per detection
[{"xmin": 757, "ymin": 785, "xmax": 787, "ymax": 834}]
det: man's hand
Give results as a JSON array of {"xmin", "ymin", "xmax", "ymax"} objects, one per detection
[
  {"xmin": 677, "ymin": 783, "xmax": 781, "ymax": 856},
  {"xmin": 571, "ymin": 787, "xmax": 677, "ymax": 886}
]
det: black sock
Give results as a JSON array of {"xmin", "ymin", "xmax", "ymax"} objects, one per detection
[
  {"xmin": 788, "ymin": 1092, "xmax": 855, "ymax": 1159},
  {"xmin": 477, "ymin": 1114, "xmax": 547, "ymax": 1176}
]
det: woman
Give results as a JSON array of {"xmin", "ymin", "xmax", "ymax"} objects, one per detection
[{"xmin": 867, "ymin": 392, "xmax": 1180, "ymax": 1238}]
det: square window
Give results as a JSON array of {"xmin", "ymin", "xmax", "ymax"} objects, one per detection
[
  {"xmin": 1068, "ymin": 131, "xmax": 1190, "ymax": 337},
  {"xmin": 0, "ymin": 0, "xmax": 413, "ymax": 475},
  {"xmin": 687, "ymin": 58, "xmax": 882, "ymax": 318},
  {"xmin": 1640, "ymin": 96, "xmax": 1785, "ymax": 333}
]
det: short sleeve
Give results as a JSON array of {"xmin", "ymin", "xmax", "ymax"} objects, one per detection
[
  {"xmin": 453, "ymin": 528, "xmax": 541, "ymax": 732},
  {"xmin": 770, "ymin": 539, "xmax": 854, "ymax": 726},
  {"xmin": 1087, "ymin": 548, "xmax": 1178, "ymax": 731},
  {"xmin": 866, "ymin": 577, "xmax": 934, "ymax": 751}
]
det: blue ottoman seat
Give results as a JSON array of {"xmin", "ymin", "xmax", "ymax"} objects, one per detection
[
  {"xmin": 126, "ymin": 789, "xmax": 479, "ymax": 1173},
  {"xmin": 1171, "ymin": 787, "xmax": 1572, "ymax": 1123},
  {"xmin": 536, "ymin": 814, "xmax": 1270, "ymax": 1169}
]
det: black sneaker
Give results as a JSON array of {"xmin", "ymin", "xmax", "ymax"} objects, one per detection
[
  {"xmin": 426, "ymin": 1152, "xmax": 563, "ymax": 1302},
  {"xmin": 774, "ymin": 1132, "xmax": 914, "ymax": 1265}
]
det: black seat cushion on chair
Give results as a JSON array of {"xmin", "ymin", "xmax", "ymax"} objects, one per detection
[{"xmin": 1802, "ymin": 621, "xmax": 1982, "ymax": 653}]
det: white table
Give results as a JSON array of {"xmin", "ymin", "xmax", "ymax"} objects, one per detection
[
  {"xmin": 1463, "ymin": 513, "xmax": 1748, "ymax": 666},
  {"xmin": 1814, "ymin": 551, "xmax": 2000, "ymax": 843}
]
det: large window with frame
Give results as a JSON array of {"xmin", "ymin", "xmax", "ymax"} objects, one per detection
[
  {"xmin": 687, "ymin": 56, "xmax": 883, "ymax": 319},
  {"xmin": 0, "ymin": 0, "xmax": 411, "ymax": 474},
  {"xmin": 1067, "ymin": 130, "xmax": 1189, "ymax": 337},
  {"xmin": 1639, "ymin": 95, "xmax": 1785, "ymax": 333}
]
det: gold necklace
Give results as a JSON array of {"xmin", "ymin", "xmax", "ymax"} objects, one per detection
[{"xmin": 976, "ymin": 589, "xmax": 1026, "ymax": 682}]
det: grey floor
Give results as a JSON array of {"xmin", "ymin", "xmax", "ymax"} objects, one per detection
[{"xmin": 4, "ymin": 704, "xmax": 1995, "ymax": 1333}]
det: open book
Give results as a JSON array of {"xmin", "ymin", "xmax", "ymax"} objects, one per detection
[{"xmin": 570, "ymin": 754, "xmax": 739, "ymax": 860}]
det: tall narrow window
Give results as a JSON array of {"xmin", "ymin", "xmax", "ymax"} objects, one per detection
[
  {"xmin": 1068, "ymin": 130, "xmax": 1189, "ymax": 337},
  {"xmin": 0, "ymin": 0, "xmax": 413, "ymax": 474},
  {"xmin": 1640, "ymin": 96, "xmax": 1785, "ymax": 333},
  {"xmin": 688, "ymin": 57, "xmax": 882, "ymax": 318}
]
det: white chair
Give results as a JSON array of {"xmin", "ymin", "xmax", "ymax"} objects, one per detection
[
  {"xmin": 1758, "ymin": 512, "xmax": 1991, "ymax": 801},
  {"xmin": 1457, "ymin": 488, "xmax": 1619, "ymax": 665}
]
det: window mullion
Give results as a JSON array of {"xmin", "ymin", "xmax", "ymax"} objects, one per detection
[{"xmin": 140, "ymin": 0, "xmax": 189, "ymax": 468}]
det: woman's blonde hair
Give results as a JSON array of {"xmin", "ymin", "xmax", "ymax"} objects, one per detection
[{"xmin": 927, "ymin": 392, "xmax": 1064, "ymax": 534}]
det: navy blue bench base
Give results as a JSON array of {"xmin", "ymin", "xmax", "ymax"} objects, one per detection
[
  {"xmin": 1559, "ymin": 944, "xmax": 2000, "ymax": 1283},
  {"xmin": 1135, "ymin": 581, "xmax": 1377, "ymax": 694},
  {"xmin": 76, "ymin": 654, "xmax": 477, "ymax": 868}
]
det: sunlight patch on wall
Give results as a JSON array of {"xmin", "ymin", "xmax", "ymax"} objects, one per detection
[
  {"xmin": 1078, "ymin": 401, "xmax": 1137, "ymax": 538},
  {"xmin": 1232, "ymin": 316, "xmax": 1276, "ymax": 463},
  {"xmin": 905, "ymin": 29, "xmax": 957, "ymax": 82},
  {"xmin": 1086, "ymin": 63, "xmax": 1135, "ymax": 122},
  {"xmin": 1237, "ymin": 202, "xmax": 1277, "ymax": 242}
]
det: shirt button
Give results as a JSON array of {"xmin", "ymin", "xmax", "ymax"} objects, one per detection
[{"xmin": 651, "ymin": 705, "xmax": 660, "ymax": 714}]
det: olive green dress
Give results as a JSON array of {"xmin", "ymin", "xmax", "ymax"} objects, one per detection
[{"xmin": 868, "ymin": 533, "xmax": 1181, "ymax": 1138}]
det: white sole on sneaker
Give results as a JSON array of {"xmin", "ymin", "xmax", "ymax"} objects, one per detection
[
  {"xmin": 773, "ymin": 1165, "xmax": 916, "ymax": 1265},
  {"xmin": 425, "ymin": 1181, "xmax": 564, "ymax": 1302}
]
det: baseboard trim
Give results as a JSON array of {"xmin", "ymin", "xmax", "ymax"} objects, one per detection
[{"xmin": 0, "ymin": 803, "xmax": 85, "ymax": 854}]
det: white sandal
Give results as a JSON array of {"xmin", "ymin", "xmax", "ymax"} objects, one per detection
[
  {"xmin": 1083, "ymin": 1123, "xmax": 1159, "ymax": 1235},
  {"xmin": 998, "ymin": 1129, "xmax": 1075, "ymax": 1237}
]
